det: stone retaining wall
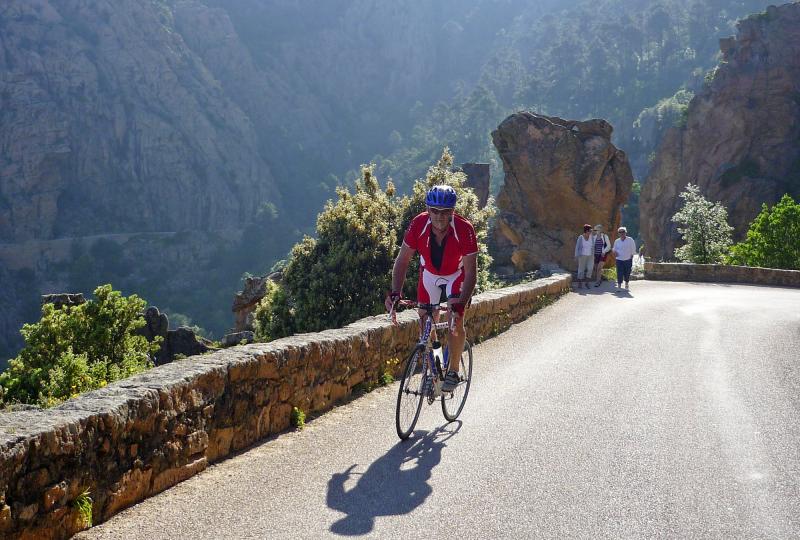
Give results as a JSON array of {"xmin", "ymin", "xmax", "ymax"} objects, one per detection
[
  {"xmin": 0, "ymin": 273, "xmax": 570, "ymax": 539},
  {"xmin": 644, "ymin": 262, "xmax": 800, "ymax": 287}
]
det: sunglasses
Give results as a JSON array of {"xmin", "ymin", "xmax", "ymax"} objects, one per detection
[{"xmin": 428, "ymin": 207, "xmax": 454, "ymax": 216}]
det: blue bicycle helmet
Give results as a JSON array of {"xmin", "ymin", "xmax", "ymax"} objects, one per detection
[{"xmin": 425, "ymin": 185, "xmax": 457, "ymax": 208}]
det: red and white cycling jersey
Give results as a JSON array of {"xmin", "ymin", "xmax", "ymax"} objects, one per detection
[
  {"xmin": 403, "ymin": 212, "xmax": 478, "ymax": 308},
  {"xmin": 402, "ymin": 212, "xmax": 478, "ymax": 275}
]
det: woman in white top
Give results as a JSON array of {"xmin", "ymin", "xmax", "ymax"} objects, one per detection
[
  {"xmin": 574, "ymin": 224, "xmax": 594, "ymax": 289},
  {"xmin": 612, "ymin": 226, "xmax": 637, "ymax": 289}
]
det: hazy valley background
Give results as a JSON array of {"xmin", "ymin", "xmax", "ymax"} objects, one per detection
[{"xmin": 0, "ymin": 0, "xmax": 778, "ymax": 366}]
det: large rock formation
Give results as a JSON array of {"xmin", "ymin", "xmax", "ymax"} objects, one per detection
[
  {"xmin": 640, "ymin": 3, "xmax": 800, "ymax": 261},
  {"xmin": 491, "ymin": 113, "xmax": 634, "ymax": 272}
]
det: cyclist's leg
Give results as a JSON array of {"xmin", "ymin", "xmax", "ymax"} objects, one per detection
[
  {"xmin": 445, "ymin": 272, "xmax": 466, "ymax": 373},
  {"xmin": 419, "ymin": 269, "xmax": 446, "ymax": 339},
  {"xmin": 416, "ymin": 270, "xmax": 433, "ymax": 334}
]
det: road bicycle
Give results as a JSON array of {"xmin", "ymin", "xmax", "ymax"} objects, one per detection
[{"xmin": 389, "ymin": 300, "xmax": 473, "ymax": 440}]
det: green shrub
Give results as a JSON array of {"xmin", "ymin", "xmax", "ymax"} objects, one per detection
[
  {"xmin": 728, "ymin": 194, "xmax": 800, "ymax": 270},
  {"xmin": 0, "ymin": 285, "xmax": 158, "ymax": 407},
  {"xmin": 277, "ymin": 163, "xmax": 402, "ymax": 334},
  {"xmin": 253, "ymin": 280, "xmax": 295, "ymax": 341},
  {"xmin": 290, "ymin": 407, "xmax": 306, "ymax": 430}
]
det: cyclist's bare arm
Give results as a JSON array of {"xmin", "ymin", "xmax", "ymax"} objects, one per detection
[
  {"xmin": 386, "ymin": 243, "xmax": 415, "ymax": 322},
  {"xmin": 390, "ymin": 243, "xmax": 415, "ymax": 293}
]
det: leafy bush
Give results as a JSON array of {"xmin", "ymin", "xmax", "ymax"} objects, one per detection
[
  {"xmin": 277, "ymin": 164, "xmax": 402, "ymax": 334},
  {"xmin": 0, "ymin": 285, "xmax": 158, "ymax": 407},
  {"xmin": 728, "ymin": 194, "xmax": 800, "ymax": 269},
  {"xmin": 672, "ymin": 184, "xmax": 733, "ymax": 264},
  {"xmin": 253, "ymin": 280, "xmax": 295, "ymax": 341}
]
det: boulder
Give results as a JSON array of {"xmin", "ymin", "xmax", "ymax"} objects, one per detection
[
  {"xmin": 137, "ymin": 306, "xmax": 211, "ymax": 364},
  {"xmin": 164, "ymin": 327, "xmax": 212, "ymax": 361},
  {"xmin": 491, "ymin": 112, "xmax": 633, "ymax": 272},
  {"xmin": 221, "ymin": 331, "xmax": 255, "ymax": 348},
  {"xmin": 41, "ymin": 294, "xmax": 86, "ymax": 309}
]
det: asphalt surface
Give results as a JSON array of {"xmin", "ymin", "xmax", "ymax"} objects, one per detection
[{"xmin": 77, "ymin": 281, "xmax": 800, "ymax": 539}]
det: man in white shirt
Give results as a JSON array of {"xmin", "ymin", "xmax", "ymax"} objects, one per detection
[
  {"xmin": 574, "ymin": 224, "xmax": 594, "ymax": 289},
  {"xmin": 612, "ymin": 226, "xmax": 637, "ymax": 289}
]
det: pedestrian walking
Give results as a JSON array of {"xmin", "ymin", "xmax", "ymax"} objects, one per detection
[
  {"xmin": 574, "ymin": 224, "xmax": 594, "ymax": 289},
  {"xmin": 592, "ymin": 224, "xmax": 611, "ymax": 287},
  {"xmin": 612, "ymin": 226, "xmax": 636, "ymax": 289}
]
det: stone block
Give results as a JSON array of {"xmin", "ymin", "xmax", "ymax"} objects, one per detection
[
  {"xmin": 150, "ymin": 457, "xmax": 207, "ymax": 495},
  {"xmin": 269, "ymin": 403, "xmax": 292, "ymax": 434},
  {"xmin": 42, "ymin": 482, "xmax": 67, "ymax": 511},
  {"xmin": 207, "ymin": 428, "xmax": 234, "ymax": 462},
  {"xmin": 186, "ymin": 431, "xmax": 209, "ymax": 456},
  {"xmin": 103, "ymin": 467, "xmax": 153, "ymax": 519}
]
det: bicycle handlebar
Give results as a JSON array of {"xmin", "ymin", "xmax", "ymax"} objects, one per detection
[{"xmin": 388, "ymin": 299, "xmax": 456, "ymax": 332}]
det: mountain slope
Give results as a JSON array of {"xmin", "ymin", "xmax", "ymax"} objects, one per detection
[{"xmin": 640, "ymin": 2, "xmax": 800, "ymax": 260}]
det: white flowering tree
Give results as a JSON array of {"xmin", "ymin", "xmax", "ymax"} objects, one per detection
[{"xmin": 671, "ymin": 184, "xmax": 733, "ymax": 264}]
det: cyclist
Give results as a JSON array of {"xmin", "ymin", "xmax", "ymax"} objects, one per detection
[{"xmin": 385, "ymin": 185, "xmax": 478, "ymax": 393}]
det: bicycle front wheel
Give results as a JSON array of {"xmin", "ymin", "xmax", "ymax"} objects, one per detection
[
  {"xmin": 441, "ymin": 340, "xmax": 473, "ymax": 421},
  {"xmin": 396, "ymin": 346, "xmax": 426, "ymax": 440}
]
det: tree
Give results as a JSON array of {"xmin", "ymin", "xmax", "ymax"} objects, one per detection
[
  {"xmin": 672, "ymin": 184, "xmax": 733, "ymax": 264},
  {"xmin": 728, "ymin": 194, "xmax": 800, "ymax": 269},
  {"xmin": 271, "ymin": 164, "xmax": 403, "ymax": 334},
  {"xmin": 0, "ymin": 285, "xmax": 158, "ymax": 407}
]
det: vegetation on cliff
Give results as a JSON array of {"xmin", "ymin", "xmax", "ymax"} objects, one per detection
[{"xmin": 0, "ymin": 286, "xmax": 158, "ymax": 408}]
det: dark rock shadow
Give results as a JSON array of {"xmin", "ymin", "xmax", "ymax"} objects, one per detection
[{"xmin": 327, "ymin": 422, "xmax": 461, "ymax": 536}]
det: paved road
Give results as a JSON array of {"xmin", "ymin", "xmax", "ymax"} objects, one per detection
[{"xmin": 78, "ymin": 281, "xmax": 800, "ymax": 539}]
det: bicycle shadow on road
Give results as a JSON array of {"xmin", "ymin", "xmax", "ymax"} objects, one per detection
[{"xmin": 326, "ymin": 422, "xmax": 461, "ymax": 536}]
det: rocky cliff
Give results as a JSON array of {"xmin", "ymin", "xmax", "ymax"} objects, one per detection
[
  {"xmin": 0, "ymin": 1, "xmax": 285, "ymax": 242},
  {"xmin": 640, "ymin": 2, "xmax": 800, "ymax": 260},
  {"xmin": 491, "ymin": 113, "xmax": 633, "ymax": 272}
]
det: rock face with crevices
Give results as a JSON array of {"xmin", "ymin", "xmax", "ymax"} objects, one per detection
[
  {"xmin": 0, "ymin": 0, "xmax": 282, "ymax": 243},
  {"xmin": 640, "ymin": 3, "xmax": 800, "ymax": 260},
  {"xmin": 491, "ymin": 112, "xmax": 633, "ymax": 272}
]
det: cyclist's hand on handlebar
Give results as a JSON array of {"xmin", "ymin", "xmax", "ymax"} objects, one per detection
[{"xmin": 385, "ymin": 291, "xmax": 402, "ymax": 325}]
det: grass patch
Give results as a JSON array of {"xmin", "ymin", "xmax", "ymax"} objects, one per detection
[
  {"xmin": 290, "ymin": 407, "xmax": 306, "ymax": 430},
  {"xmin": 74, "ymin": 488, "xmax": 93, "ymax": 528}
]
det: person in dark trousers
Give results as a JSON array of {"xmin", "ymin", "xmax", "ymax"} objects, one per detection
[{"xmin": 612, "ymin": 226, "xmax": 636, "ymax": 289}]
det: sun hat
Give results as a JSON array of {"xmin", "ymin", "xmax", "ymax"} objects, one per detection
[
  {"xmin": 618, "ymin": 226, "xmax": 627, "ymax": 233},
  {"xmin": 583, "ymin": 224, "xmax": 592, "ymax": 231},
  {"xmin": 593, "ymin": 224, "xmax": 603, "ymax": 232}
]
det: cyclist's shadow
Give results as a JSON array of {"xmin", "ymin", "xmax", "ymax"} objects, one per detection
[{"xmin": 327, "ymin": 422, "xmax": 461, "ymax": 536}]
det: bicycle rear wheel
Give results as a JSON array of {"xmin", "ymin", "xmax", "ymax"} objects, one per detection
[
  {"xmin": 396, "ymin": 346, "xmax": 426, "ymax": 440},
  {"xmin": 441, "ymin": 340, "xmax": 472, "ymax": 421}
]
